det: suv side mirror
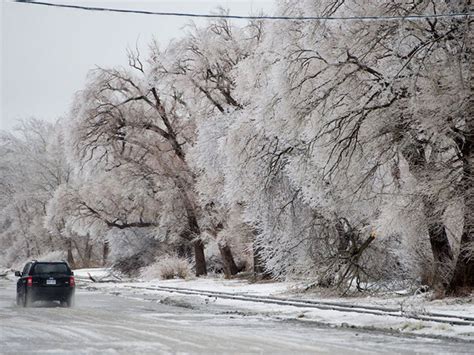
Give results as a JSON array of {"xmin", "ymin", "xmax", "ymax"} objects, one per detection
[
  {"xmin": 71, "ymin": 271, "xmax": 74, "ymax": 275},
  {"xmin": 14, "ymin": 271, "xmax": 22, "ymax": 277}
]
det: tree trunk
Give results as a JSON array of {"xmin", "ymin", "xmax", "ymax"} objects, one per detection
[
  {"xmin": 253, "ymin": 242, "xmax": 271, "ymax": 279},
  {"xmin": 219, "ymin": 243, "xmax": 239, "ymax": 278},
  {"xmin": 208, "ymin": 222, "xmax": 238, "ymax": 278},
  {"xmin": 72, "ymin": 239, "xmax": 85, "ymax": 267},
  {"xmin": 102, "ymin": 240, "xmax": 109, "ymax": 266},
  {"xmin": 178, "ymin": 180, "xmax": 207, "ymax": 276},
  {"xmin": 448, "ymin": 117, "xmax": 474, "ymax": 294},
  {"xmin": 423, "ymin": 201, "xmax": 453, "ymax": 288},
  {"xmin": 449, "ymin": 228, "xmax": 474, "ymax": 293},
  {"xmin": 193, "ymin": 239, "xmax": 207, "ymax": 276},
  {"xmin": 335, "ymin": 218, "xmax": 351, "ymax": 254},
  {"xmin": 34, "ymin": 238, "xmax": 42, "ymax": 257},
  {"xmin": 176, "ymin": 242, "xmax": 192, "ymax": 259},
  {"xmin": 66, "ymin": 239, "xmax": 75, "ymax": 268},
  {"xmin": 25, "ymin": 238, "xmax": 31, "ymax": 258},
  {"xmin": 402, "ymin": 141, "xmax": 454, "ymax": 289},
  {"xmin": 85, "ymin": 243, "xmax": 93, "ymax": 266}
]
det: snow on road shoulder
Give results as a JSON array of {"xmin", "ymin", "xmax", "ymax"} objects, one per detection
[
  {"xmin": 73, "ymin": 268, "xmax": 121, "ymax": 282},
  {"xmin": 74, "ymin": 268, "xmax": 109, "ymax": 279},
  {"xmin": 76, "ymin": 269, "xmax": 474, "ymax": 343},
  {"xmin": 136, "ymin": 276, "xmax": 294, "ymax": 296}
]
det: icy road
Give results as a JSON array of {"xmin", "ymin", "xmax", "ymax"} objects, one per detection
[{"xmin": 0, "ymin": 279, "xmax": 471, "ymax": 354}]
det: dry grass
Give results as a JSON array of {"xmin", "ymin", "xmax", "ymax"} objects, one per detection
[{"xmin": 141, "ymin": 256, "xmax": 192, "ymax": 280}]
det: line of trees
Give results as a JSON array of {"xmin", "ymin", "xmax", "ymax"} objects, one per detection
[{"xmin": 1, "ymin": 1, "xmax": 472, "ymax": 295}]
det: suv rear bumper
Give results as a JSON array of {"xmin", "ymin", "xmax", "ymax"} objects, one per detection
[{"xmin": 27, "ymin": 287, "xmax": 75, "ymax": 301}]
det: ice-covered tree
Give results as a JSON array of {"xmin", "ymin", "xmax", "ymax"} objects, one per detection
[
  {"xmin": 0, "ymin": 119, "xmax": 73, "ymax": 265},
  {"xmin": 229, "ymin": 0, "xmax": 471, "ymax": 291},
  {"xmin": 173, "ymin": 15, "xmax": 266, "ymax": 276},
  {"xmin": 67, "ymin": 44, "xmax": 210, "ymax": 275}
]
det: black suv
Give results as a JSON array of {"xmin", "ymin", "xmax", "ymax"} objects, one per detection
[{"xmin": 15, "ymin": 261, "xmax": 75, "ymax": 307}]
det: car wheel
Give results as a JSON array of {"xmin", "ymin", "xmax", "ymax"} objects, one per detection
[
  {"xmin": 23, "ymin": 291, "xmax": 32, "ymax": 307},
  {"xmin": 65, "ymin": 296, "xmax": 74, "ymax": 308},
  {"xmin": 60, "ymin": 296, "xmax": 73, "ymax": 308},
  {"xmin": 16, "ymin": 293, "xmax": 21, "ymax": 307}
]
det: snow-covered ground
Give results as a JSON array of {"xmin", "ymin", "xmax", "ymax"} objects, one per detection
[
  {"xmin": 73, "ymin": 268, "xmax": 474, "ymax": 343},
  {"xmin": 4, "ymin": 276, "xmax": 474, "ymax": 354}
]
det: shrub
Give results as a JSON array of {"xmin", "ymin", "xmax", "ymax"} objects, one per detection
[{"xmin": 141, "ymin": 256, "xmax": 192, "ymax": 280}]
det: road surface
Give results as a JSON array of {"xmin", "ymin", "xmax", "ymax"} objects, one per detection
[{"xmin": 0, "ymin": 279, "xmax": 471, "ymax": 354}]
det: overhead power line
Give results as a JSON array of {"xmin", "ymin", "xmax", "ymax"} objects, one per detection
[{"xmin": 15, "ymin": 1, "xmax": 473, "ymax": 21}]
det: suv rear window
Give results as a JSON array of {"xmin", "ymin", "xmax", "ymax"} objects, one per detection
[{"xmin": 32, "ymin": 263, "xmax": 69, "ymax": 274}]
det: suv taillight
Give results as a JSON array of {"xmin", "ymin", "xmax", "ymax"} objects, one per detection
[
  {"xmin": 69, "ymin": 276, "xmax": 75, "ymax": 287},
  {"xmin": 26, "ymin": 276, "xmax": 33, "ymax": 287}
]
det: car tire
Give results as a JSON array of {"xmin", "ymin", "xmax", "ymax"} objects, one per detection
[
  {"xmin": 16, "ymin": 293, "xmax": 21, "ymax": 307},
  {"xmin": 23, "ymin": 291, "xmax": 32, "ymax": 307},
  {"xmin": 61, "ymin": 297, "xmax": 74, "ymax": 308}
]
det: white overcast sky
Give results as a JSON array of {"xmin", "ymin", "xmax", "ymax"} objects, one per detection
[{"xmin": 0, "ymin": 0, "xmax": 274, "ymax": 131}]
